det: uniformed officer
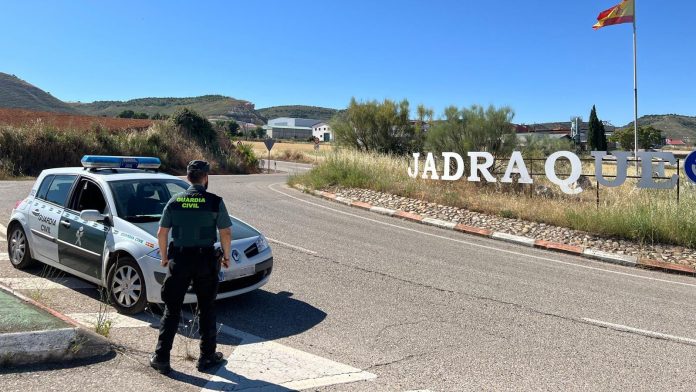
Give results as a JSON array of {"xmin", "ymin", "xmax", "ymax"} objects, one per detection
[{"xmin": 150, "ymin": 160, "xmax": 233, "ymax": 374}]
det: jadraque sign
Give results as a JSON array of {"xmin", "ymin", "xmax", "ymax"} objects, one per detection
[{"xmin": 408, "ymin": 151, "xmax": 696, "ymax": 195}]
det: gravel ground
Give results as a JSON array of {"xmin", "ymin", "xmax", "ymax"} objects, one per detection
[{"xmin": 330, "ymin": 186, "xmax": 696, "ymax": 268}]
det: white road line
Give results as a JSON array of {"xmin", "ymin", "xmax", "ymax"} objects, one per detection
[
  {"xmin": 582, "ymin": 318, "xmax": 696, "ymax": 347},
  {"xmin": 0, "ymin": 223, "xmax": 7, "ymax": 237},
  {"xmin": 0, "ymin": 277, "xmax": 96, "ymax": 290},
  {"xmin": 267, "ymin": 237, "xmax": 318, "ymax": 255},
  {"xmin": 202, "ymin": 323, "xmax": 376, "ymax": 391},
  {"xmin": 0, "ymin": 252, "xmax": 8, "ymax": 259},
  {"xmin": 269, "ymin": 183, "xmax": 696, "ymax": 289}
]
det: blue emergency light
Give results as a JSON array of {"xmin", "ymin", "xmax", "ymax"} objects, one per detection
[{"xmin": 81, "ymin": 155, "xmax": 161, "ymax": 170}]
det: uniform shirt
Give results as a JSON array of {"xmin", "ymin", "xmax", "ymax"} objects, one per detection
[{"xmin": 160, "ymin": 184, "xmax": 232, "ymax": 247}]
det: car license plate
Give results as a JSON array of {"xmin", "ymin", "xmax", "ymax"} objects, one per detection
[{"xmin": 227, "ymin": 265, "xmax": 255, "ymax": 280}]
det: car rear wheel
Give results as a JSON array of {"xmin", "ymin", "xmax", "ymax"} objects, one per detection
[
  {"xmin": 107, "ymin": 256, "xmax": 147, "ymax": 315},
  {"xmin": 8, "ymin": 225, "xmax": 36, "ymax": 269}
]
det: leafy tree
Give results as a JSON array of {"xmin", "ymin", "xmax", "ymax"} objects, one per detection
[
  {"xmin": 331, "ymin": 98, "xmax": 416, "ymax": 154},
  {"xmin": 118, "ymin": 110, "xmax": 135, "ymax": 118},
  {"xmin": 425, "ymin": 104, "xmax": 517, "ymax": 167},
  {"xmin": 588, "ymin": 105, "xmax": 607, "ymax": 151},
  {"xmin": 228, "ymin": 121, "xmax": 240, "ymax": 137},
  {"xmin": 171, "ymin": 107, "xmax": 218, "ymax": 150},
  {"xmin": 254, "ymin": 127, "xmax": 266, "ymax": 139},
  {"xmin": 134, "ymin": 112, "xmax": 149, "ymax": 119},
  {"xmin": 609, "ymin": 126, "xmax": 663, "ymax": 151}
]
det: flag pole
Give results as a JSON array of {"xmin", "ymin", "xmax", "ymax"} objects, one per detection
[{"xmin": 632, "ymin": 0, "xmax": 639, "ymax": 172}]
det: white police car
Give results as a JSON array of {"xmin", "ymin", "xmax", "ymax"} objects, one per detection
[{"xmin": 6, "ymin": 156, "xmax": 273, "ymax": 314}]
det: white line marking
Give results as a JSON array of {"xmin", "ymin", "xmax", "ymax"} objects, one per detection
[
  {"xmin": 0, "ymin": 252, "xmax": 8, "ymax": 259},
  {"xmin": 266, "ymin": 237, "xmax": 318, "ymax": 255},
  {"xmin": 0, "ymin": 223, "xmax": 6, "ymax": 237},
  {"xmin": 0, "ymin": 277, "xmax": 96, "ymax": 290},
  {"xmin": 583, "ymin": 318, "xmax": 696, "ymax": 346},
  {"xmin": 491, "ymin": 232, "xmax": 535, "ymax": 247},
  {"xmin": 202, "ymin": 323, "xmax": 376, "ymax": 391},
  {"xmin": 269, "ymin": 183, "xmax": 696, "ymax": 289},
  {"xmin": 68, "ymin": 312, "xmax": 156, "ymax": 329}
]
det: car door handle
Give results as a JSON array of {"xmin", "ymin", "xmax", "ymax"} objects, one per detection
[
  {"xmin": 60, "ymin": 220, "xmax": 71, "ymax": 228},
  {"xmin": 32, "ymin": 209, "xmax": 40, "ymax": 216}
]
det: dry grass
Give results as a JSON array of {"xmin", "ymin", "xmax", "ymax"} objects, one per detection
[
  {"xmin": 290, "ymin": 150, "xmax": 696, "ymax": 248},
  {"xmin": 248, "ymin": 141, "xmax": 332, "ymax": 164}
]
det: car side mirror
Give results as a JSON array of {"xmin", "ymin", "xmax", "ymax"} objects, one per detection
[{"xmin": 80, "ymin": 209, "xmax": 106, "ymax": 223}]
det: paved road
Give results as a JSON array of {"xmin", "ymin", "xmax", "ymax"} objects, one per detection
[{"xmin": 1, "ymin": 166, "xmax": 695, "ymax": 391}]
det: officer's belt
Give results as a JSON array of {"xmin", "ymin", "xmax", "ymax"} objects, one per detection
[{"xmin": 172, "ymin": 245, "xmax": 215, "ymax": 253}]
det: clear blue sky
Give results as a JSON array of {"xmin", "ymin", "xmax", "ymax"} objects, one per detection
[{"xmin": 1, "ymin": 0, "xmax": 694, "ymax": 125}]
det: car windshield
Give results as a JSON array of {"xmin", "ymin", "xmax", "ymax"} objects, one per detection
[{"xmin": 109, "ymin": 178, "xmax": 189, "ymax": 223}]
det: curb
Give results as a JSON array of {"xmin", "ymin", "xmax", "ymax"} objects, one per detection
[
  {"xmin": 296, "ymin": 185, "xmax": 696, "ymax": 277},
  {"xmin": 0, "ymin": 283, "xmax": 113, "ymax": 367}
]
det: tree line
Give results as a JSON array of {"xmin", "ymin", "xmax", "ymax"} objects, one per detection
[{"xmin": 330, "ymin": 98, "xmax": 664, "ymax": 158}]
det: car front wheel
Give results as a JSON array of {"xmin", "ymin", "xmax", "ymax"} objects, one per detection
[
  {"xmin": 8, "ymin": 225, "xmax": 36, "ymax": 269},
  {"xmin": 107, "ymin": 256, "xmax": 147, "ymax": 314}
]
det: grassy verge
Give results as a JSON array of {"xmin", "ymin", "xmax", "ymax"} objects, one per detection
[
  {"xmin": 247, "ymin": 140, "xmax": 332, "ymax": 164},
  {"xmin": 289, "ymin": 150, "xmax": 696, "ymax": 249},
  {"xmin": 0, "ymin": 122, "xmax": 259, "ymax": 177}
]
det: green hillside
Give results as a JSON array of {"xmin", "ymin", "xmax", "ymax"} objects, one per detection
[
  {"xmin": 623, "ymin": 114, "xmax": 696, "ymax": 141},
  {"xmin": 0, "ymin": 72, "xmax": 80, "ymax": 113},
  {"xmin": 71, "ymin": 95, "xmax": 264, "ymax": 123},
  {"xmin": 257, "ymin": 105, "xmax": 340, "ymax": 122}
]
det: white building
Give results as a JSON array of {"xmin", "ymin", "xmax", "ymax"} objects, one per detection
[
  {"xmin": 263, "ymin": 117, "xmax": 332, "ymax": 141},
  {"xmin": 312, "ymin": 122, "xmax": 332, "ymax": 142}
]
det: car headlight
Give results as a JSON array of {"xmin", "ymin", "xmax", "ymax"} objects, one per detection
[
  {"xmin": 147, "ymin": 249, "xmax": 161, "ymax": 260},
  {"xmin": 256, "ymin": 236, "xmax": 269, "ymax": 253}
]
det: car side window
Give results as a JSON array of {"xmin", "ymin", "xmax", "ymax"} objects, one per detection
[
  {"xmin": 44, "ymin": 175, "xmax": 77, "ymax": 206},
  {"xmin": 36, "ymin": 175, "xmax": 55, "ymax": 200},
  {"xmin": 72, "ymin": 179, "xmax": 108, "ymax": 214}
]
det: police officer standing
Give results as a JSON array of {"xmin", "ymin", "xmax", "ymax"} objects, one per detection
[{"xmin": 150, "ymin": 160, "xmax": 232, "ymax": 374}]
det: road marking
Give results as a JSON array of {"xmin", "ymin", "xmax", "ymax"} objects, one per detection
[
  {"xmin": 202, "ymin": 323, "xmax": 376, "ymax": 391},
  {"xmin": 0, "ymin": 252, "xmax": 8, "ymax": 259},
  {"xmin": 0, "ymin": 277, "xmax": 96, "ymax": 290},
  {"xmin": 266, "ymin": 237, "xmax": 318, "ymax": 255},
  {"xmin": 582, "ymin": 318, "xmax": 696, "ymax": 347},
  {"xmin": 269, "ymin": 183, "xmax": 696, "ymax": 289},
  {"xmin": 0, "ymin": 223, "xmax": 7, "ymax": 237},
  {"xmin": 68, "ymin": 312, "xmax": 156, "ymax": 329}
]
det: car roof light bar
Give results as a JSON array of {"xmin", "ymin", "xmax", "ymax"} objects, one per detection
[{"xmin": 81, "ymin": 155, "xmax": 161, "ymax": 170}]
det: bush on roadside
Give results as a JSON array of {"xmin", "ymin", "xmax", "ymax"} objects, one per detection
[{"xmin": 0, "ymin": 117, "xmax": 260, "ymax": 176}]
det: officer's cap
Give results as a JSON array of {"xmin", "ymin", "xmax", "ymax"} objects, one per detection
[{"xmin": 187, "ymin": 160, "xmax": 210, "ymax": 174}]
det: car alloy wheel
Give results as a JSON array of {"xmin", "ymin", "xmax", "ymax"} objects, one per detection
[
  {"xmin": 111, "ymin": 264, "xmax": 143, "ymax": 308},
  {"xmin": 9, "ymin": 229, "xmax": 26, "ymax": 266}
]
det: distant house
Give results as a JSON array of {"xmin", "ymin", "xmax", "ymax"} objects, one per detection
[
  {"xmin": 264, "ymin": 117, "xmax": 323, "ymax": 140},
  {"xmin": 312, "ymin": 122, "xmax": 332, "ymax": 141},
  {"xmin": 666, "ymin": 138, "xmax": 686, "ymax": 146}
]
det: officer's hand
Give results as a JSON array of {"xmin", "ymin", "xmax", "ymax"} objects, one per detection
[
  {"xmin": 221, "ymin": 257, "xmax": 230, "ymax": 269},
  {"xmin": 161, "ymin": 257, "xmax": 169, "ymax": 267}
]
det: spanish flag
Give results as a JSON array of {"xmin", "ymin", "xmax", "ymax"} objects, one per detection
[{"xmin": 593, "ymin": 0, "xmax": 635, "ymax": 30}]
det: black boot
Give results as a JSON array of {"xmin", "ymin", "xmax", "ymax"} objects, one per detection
[
  {"xmin": 197, "ymin": 352, "xmax": 225, "ymax": 372},
  {"xmin": 150, "ymin": 353, "xmax": 172, "ymax": 374}
]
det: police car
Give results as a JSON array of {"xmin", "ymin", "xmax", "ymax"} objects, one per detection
[{"xmin": 6, "ymin": 156, "xmax": 273, "ymax": 314}]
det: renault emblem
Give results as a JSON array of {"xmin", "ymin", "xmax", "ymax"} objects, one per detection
[{"xmin": 231, "ymin": 249, "xmax": 240, "ymax": 263}]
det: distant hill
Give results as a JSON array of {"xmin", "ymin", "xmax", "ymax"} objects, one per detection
[
  {"xmin": 623, "ymin": 114, "xmax": 696, "ymax": 141},
  {"xmin": 0, "ymin": 72, "xmax": 80, "ymax": 114},
  {"xmin": 257, "ymin": 105, "xmax": 340, "ymax": 122},
  {"xmin": 71, "ymin": 95, "xmax": 265, "ymax": 124}
]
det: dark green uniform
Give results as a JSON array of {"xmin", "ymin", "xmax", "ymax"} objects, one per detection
[{"xmin": 154, "ymin": 183, "xmax": 232, "ymax": 362}]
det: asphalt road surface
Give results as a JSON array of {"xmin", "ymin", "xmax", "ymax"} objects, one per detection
[{"xmin": 1, "ymin": 162, "xmax": 695, "ymax": 391}]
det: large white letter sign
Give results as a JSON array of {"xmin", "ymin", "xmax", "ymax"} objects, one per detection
[
  {"xmin": 501, "ymin": 151, "xmax": 533, "ymax": 184},
  {"xmin": 637, "ymin": 152, "xmax": 678, "ymax": 189},
  {"xmin": 421, "ymin": 153, "xmax": 440, "ymax": 180},
  {"xmin": 407, "ymin": 153, "xmax": 420, "ymax": 179},
  {"xmin": 467, "ymin": 152, "xmax": 497, "ymax": 183},
  {"xmin": 442, "ymin": 152, "xmax": 465, "ymax": 181},
  {"xmin": 592, "ymin": 151, "xmax": 631, "ymax": 187},
  {"xmin": 545, "ymin": 151, "xmax": 582, "ymax": 195}
]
